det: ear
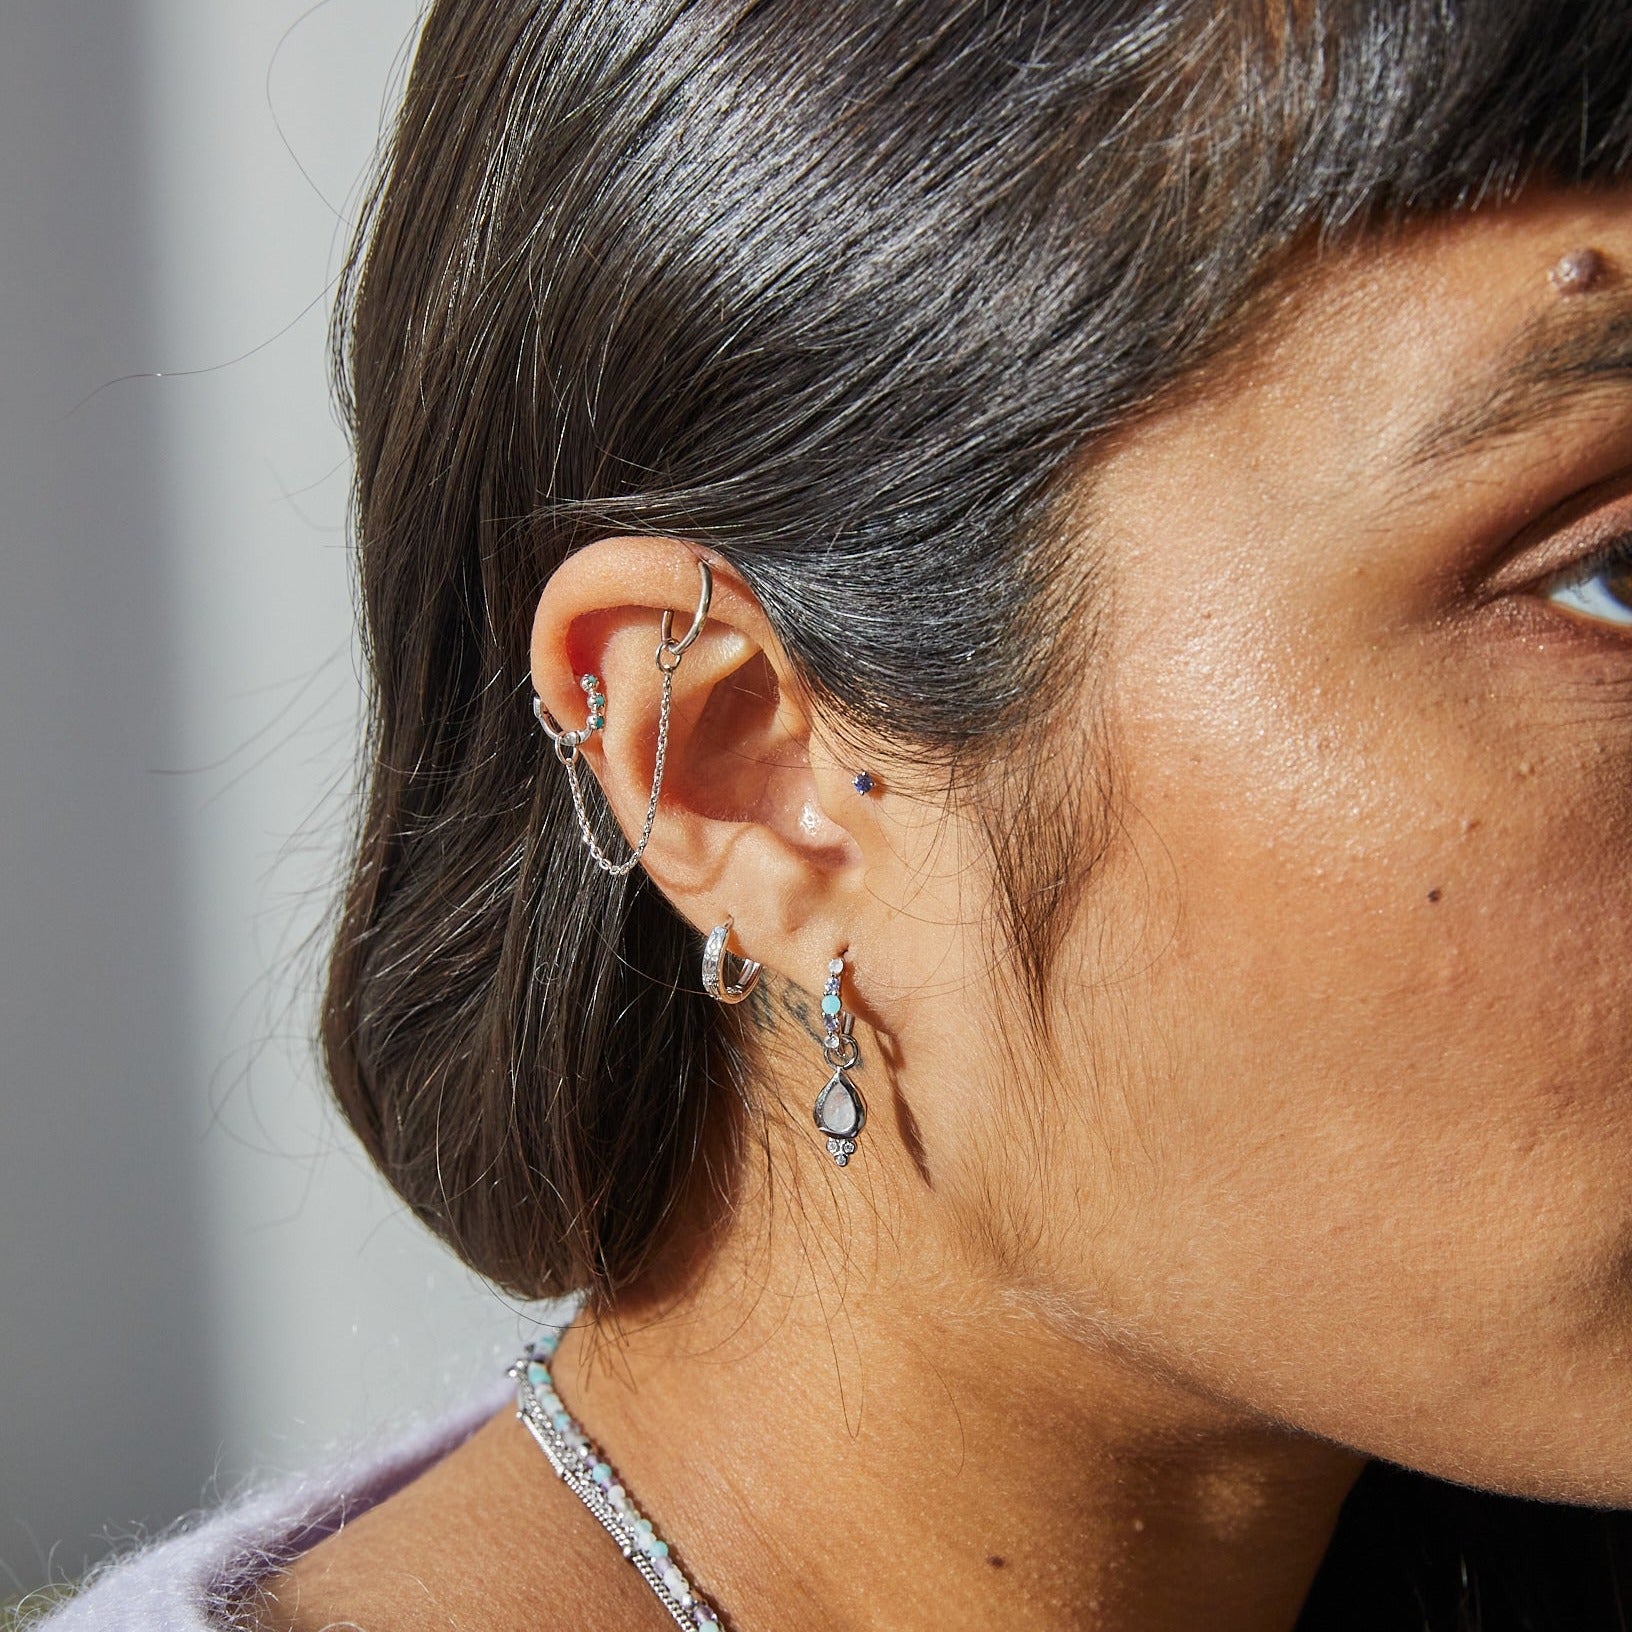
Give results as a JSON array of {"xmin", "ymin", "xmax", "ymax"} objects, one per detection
[{"xmin": 528, "ymin": 536, "xmax": 887, "ymax": 988}]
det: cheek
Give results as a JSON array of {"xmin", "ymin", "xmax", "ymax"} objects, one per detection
[{"xmin": 1044, "ymin": 609, "xmax": 1632, "ymax": 1493}]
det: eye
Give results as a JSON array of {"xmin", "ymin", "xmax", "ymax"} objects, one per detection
[{"xmin": 1542, "ymin": 535, "xmax": 1632, "ymax": 629}]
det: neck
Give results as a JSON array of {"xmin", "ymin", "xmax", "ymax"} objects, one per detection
[{"xmin": 543, "ymin": 1122, "xmax": 1364, "ymax": 1632}]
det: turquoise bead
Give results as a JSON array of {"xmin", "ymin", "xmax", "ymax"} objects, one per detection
[
  {"xmin": 821, "ymin": 994, "xmax": 841, "ymax": 1015},
  {"xmin": 526, "ymin": 1361, "xmax": 548, "ymax": 1386}
]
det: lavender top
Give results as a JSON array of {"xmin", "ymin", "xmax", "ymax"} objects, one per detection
[{"xmin": 24, "ymin": 1376, "xmax": 515, "ymax": 1632}]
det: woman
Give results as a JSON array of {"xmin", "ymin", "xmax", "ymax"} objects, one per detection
[{"xmin": 32, "ymin": 1, "xmax": 1632, "ymax": 1628}]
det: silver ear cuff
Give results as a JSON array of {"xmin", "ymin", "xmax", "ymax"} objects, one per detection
[{"xmin": 532, "ymin": 557, "xmax": 712, "ymax": 877}]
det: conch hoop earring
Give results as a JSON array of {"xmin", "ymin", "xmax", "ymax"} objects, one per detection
[
  {"xmin": 701, "ymin": 916, "xmax": 762, "ymax": 1004},
  {"xmin": 532, "ymin": 558, "xmax": 713, "ymax": 878}
]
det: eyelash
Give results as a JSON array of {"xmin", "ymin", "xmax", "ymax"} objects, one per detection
[{"xmin": 1541, "ymin": 530, "xmax": 1632, "ymax": 629}]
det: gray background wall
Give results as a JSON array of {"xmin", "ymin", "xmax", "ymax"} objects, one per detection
[{"xmin": 0, "ymin": 1, "xmax": 531, "ymax": 1601}]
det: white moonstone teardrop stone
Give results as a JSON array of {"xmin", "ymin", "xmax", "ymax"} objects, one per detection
[{"xmin": 816, "ymin": 1071, "xmax": 861, "ymax": 1136}]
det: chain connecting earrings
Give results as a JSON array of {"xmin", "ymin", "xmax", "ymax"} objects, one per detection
[
  {"xmin": 532, "ymin": 558, "xmax": 712, "ymax": 877},
  {"xmin": 813, "ymin": 953, "xmax": 865, "ymax": 1166}
]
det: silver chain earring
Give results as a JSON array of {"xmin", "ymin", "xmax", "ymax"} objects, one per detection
[
  {"xmin": 701, "ymin": 916, "xmax": 762, "ymax": 1004},
  {"xmin": 532, "ymin": 558, "xmax": 713, "ymax": 877},
  {"xmin": 813, "ymin": 953, "xmax": 865, "ymax": 1166}
]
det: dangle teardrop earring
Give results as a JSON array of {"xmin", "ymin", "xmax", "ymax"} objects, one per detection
[{"xmin": 813, "ymin": 952, "xmax": 865, "ymax": 1166}]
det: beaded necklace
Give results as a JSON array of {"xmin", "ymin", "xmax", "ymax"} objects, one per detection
[{"xmin": 513, "ymin": 1331, "xmax": 727, "ymax": 1631}]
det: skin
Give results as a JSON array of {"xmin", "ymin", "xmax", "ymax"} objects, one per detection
[{"xmin": 264, "ymin": 183, "xmax": 1632, "ymax": 1631}]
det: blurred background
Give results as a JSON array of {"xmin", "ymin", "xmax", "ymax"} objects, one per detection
[{"xmin": 0, "ymin": 0, "xmax": 534, "ymax": 1601}]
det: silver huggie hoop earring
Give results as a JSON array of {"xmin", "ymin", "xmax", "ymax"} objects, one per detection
[
  {"xmin": 701, "ymin": 916, "xmax": 762, "ymax": 1004},
  {"xmin": 813, "ymin": 953, "xmax": 865, "ymax": 1166},
  {"xmin": 532, "ymin": 558, "xmax": 713, "ymax": 878}
]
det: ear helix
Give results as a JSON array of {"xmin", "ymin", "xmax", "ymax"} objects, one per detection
[{"xmin": 530, "ymin": 557, "xmax": 712, "ymax": 877}]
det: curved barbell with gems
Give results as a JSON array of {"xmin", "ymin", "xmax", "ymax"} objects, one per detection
[{"xmin": 531, "ymin": 558, "xmax": 713, "ymax": 878}]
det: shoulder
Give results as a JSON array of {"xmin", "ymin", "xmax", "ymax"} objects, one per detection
[
  {"xmin": 17, "ymin": 1379, "xmax": 512, "ymax": 1632},
  {"xmin": 260, "ymin": 1389, "xmax": 670, "ymax": 1632}
]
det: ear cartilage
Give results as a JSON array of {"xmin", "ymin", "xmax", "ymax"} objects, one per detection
[{"xmin": 530, "ymin": 557, "xmax": 714, "ymax": 878}]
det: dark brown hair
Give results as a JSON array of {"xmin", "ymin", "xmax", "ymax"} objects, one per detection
[
  {"xmin": 322, "ymin": 6, "xmax": 1632, "ymax": 1617},
  {"xmin": 324, "ymin": 0, "xmax": 1632, "ymax": 1306}
]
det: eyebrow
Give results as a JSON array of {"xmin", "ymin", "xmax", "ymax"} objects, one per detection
[{"xmin": 1404, "ymin": 287, "xmax": 1632, "ymax": 470}]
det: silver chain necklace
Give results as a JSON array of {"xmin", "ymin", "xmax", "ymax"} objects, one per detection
[{"xmin": 512, "ymin": 1332, "xmax": 728, "ymax": 1631}]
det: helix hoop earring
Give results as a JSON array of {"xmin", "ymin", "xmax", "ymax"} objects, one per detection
[
  {"xmin": 701, "ymin": 916, "xmax": 762, "ymax": 1004},
  {"xmin": 812, "ymin": 953, "xmax": 865, "ymax": 1166},
  {"xmin": 531, "ymin": 672, "xmax": 605, "ymax": 752},
  {"xmin": 532, "ymin": 558, "xmax": 713, "ymax": 878}
]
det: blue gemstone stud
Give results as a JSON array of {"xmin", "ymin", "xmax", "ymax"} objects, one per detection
[{"xmin": 852, "ymin": 769, "xmax": 875, "ymax": 795}]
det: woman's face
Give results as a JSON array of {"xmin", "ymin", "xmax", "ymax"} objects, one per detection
[{"xmin": 892, "ymin": 184, "xmax": 1632, "ymax": 1503}]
